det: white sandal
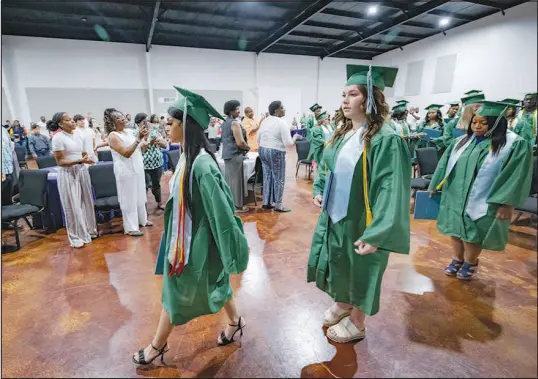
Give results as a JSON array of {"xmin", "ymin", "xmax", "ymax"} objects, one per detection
[
  {"xmin": 326, "ymin": 316, "xmax": 366, "ymax": 344},
  {"xmin": 323, "ymin": 304, "xmax": 351, "ymax": 327}
]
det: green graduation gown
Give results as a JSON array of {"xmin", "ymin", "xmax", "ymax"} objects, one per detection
[
  {"xmin": 307, "ymin": 124, "xmax": 411, "ymax": 316},
  {"xmin": 307, "ymin": 126, "xmax": 326, "ymax": 165},
  {"xmin": 306, "ymin": 115, "xmax": 316, "ymax": 142},
  {"xmin": 436, "ymin": 116, "xmax": 460, "ymax": 150},
  {"xmin": 514, "ymin": 110, "xmax": 536, "ymax": 143},
  {"xmin": 428, "ymin": 136, "xmax": 533, "ymax": 251},
  {"xmin": 161, "ymin": 154, "xmax": 249, "ymax": 325}
]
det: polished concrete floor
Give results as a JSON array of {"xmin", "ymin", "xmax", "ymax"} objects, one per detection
[{"xmin": 2, "ymin": 155, "xmax": 537, "ymax": 378}]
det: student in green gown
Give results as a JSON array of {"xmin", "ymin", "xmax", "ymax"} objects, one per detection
[
  {"xmin": 515, "ymin": 92, "xmax": 537, "ymax": 143},
  {"xmin": 502, "ymin": 98, "xmax": 522, "ymax": 131},
  {"xmin": 444, "ymin": 101, "xmax": 460, "ymax": 125},
  {"xmin": 428, "ymin": 101, "xmax": 532, "ymax": 280},
  {"xmin": 416, "ymin": 104, "xmax": 444, "ymax": 132},
  {"xmin": 308, "ymin": 65, "xmax": 411, "ymax": 344},
  {"xmin": 306, "ymin": 103, "xmax": 323, "ymax": 141},
  {"xmin": 133, "ymin": 87, "xmax": 249, "ymax": 365},
  {"xmin": 307, "ymin": 111, "xmax": 331, "ymax": 167},
  {"xmin": 437, "ymin": 92, "xmax": 485, "ymax": 151}
]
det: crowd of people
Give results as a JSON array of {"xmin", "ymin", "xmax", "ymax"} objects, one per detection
[{"xmin": 1, "ymin": 66, "xmax": 535, "ymax": 364}]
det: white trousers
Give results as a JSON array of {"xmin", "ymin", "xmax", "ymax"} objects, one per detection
[
  {"xmin": 115, "ymin": 170, "xmax": 148, "ymax": 233},
  {"xmin": 57, "ymin": 165, "xmax": 97, "ymax": 247}
]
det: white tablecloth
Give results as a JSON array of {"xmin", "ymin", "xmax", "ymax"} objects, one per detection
[{"xmin": 216, "ymin": 152, "xmax": 258, "ymax": 193}]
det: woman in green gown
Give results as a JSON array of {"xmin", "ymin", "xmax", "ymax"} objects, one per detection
[
  {"xmin": 438, "ymin": 91, "xmax": 485, "ymax": 152},
  {"xmin": 133, "ymin": 87, "xmax": 249, "ymax": 365},
  {"xmin": 428, "ymin": 101, "xmax": 532, "ymax": 280},
  {"xmin": 308, "ymin": 65, "xmax": 411, "ymax": 344},
  {"xmin": 307, "ymin": 111, "xmax": 332, "ymax": 168}
]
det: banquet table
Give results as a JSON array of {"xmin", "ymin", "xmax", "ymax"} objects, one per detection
[{"xmin": 215, "ymin": 152, "xmax": 258, "ymax": 193}]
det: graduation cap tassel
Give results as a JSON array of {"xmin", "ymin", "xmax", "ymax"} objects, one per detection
[
  {"xmin": 366, "ymin": 65, "xmax": 377, "ymax": 116},
  {"xmin": 484, "ymin": 107, "xmax": 506, "ymax": 137}
]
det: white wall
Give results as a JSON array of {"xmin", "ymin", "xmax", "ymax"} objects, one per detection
[
  {"xmin": 1, "ymin": 35, "xmax": 369, "ymax": 126},
  {"xmin": 373, "ymin": 2, "xmax": 537, "ymax": 111}
]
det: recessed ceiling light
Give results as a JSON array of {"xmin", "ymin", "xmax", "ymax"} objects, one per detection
[
  {"xmin": 367, "ymin": 5, "xmax": 378, "ymax": 15},
  {"xmin": 81, "ymin": 17, "xmax": 87, "ymax": 22},
  {"xmin": 439, "ymin": 17, "xmax": 450, "ymax": 27}
]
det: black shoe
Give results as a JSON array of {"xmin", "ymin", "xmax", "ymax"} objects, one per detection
[
  {"xmin": 132, "ymin": 343, "xmax": 168, "ymax": 365},
  {"xmin": 274, "ymin": 207, "xmax": 291, "ymax": 213},
  {"xmin": 217, "ymin": 317, "xmax": 246, "ymax": 346},
  {"xmin": 262, "ymin": 204, "xmax": 274, "ymax": 210}
]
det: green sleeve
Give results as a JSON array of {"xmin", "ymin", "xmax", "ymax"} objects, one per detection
[
  {"xmin": 198, "ymin": 171, "xmax": 249, "ymax": 275},
  {"xmin": 388, "ymin": 120, "xmax": 397, "ymax": 132},
  {"xmin": 416, "ymin": 122, "xmax": 425, "ymax": 133},
  {"xmin": 307, "ymin": 127, "xmax": 325, "ymax": 165},
  {"xmin": 360, "ymin": 135, "xmax": 411, "ymax": 254},
  {"xmin": 514, "ymin": 119, "xmax": 534, "ymax": 142},
  {"xmin": 428, "ymin": 141, "xmax": 455, "ymax": 191},
  {"xmin": 439, "ymin": 118, "xmax": 456, "ymax": 148},
  {"xmin": 487, "ymin": 139, "xmax": 533, "ymax": 207},
  {"xmin": 313, "ymin": 161, "xmax": 327, "ymax": 198}
]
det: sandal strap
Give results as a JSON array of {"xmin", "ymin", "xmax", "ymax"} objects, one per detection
[
  {"xmin": 151, "ymin": 342, "xmax": 168, "ymax": 353},
  {"xmin": 330, "ymin": 317, "xmax": 365, "ymax": 339},
  {"xmin": 137, "ymin": 349, "xmax": 147, "ymax": 365}
]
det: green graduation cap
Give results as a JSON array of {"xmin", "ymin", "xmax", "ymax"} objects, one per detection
[
  {"xmin": 392, "ymin": 103, "xmax": 407, "ymax": 112},
  {"xmin": 396, "ymin": 100, "xmax": 409, "ymax": 105},
  {"xmin": 346, "ymin": 64, "xmax": 398, "ymax": 91},
  {"xmin": 169, "ymin": 87, "xmax": 224, "ymax": 129},
  {"xmin": 447, "ymin": 100, "xmax": 460, "ymax": 106},
  {"xmin": 316, "ymin": 111, "xmax": 328, "ymax": 121},
  {"xmin": 524, "ymin": 92, "xmax": 537, "ymax": 99},
  {"xmin": 464, "ymin": 90, "xmax": 483, "ymax": 96},
  {"xmin": 425, "ymin": 104, "xmax": 443, "ymax": 111},
  {"xmin": 501, "ymin": 98, "xmax": 521, "ymax": 106},
  {"xmin": 309, "ymin": 103, "xmax": 322, "ymax": 112},
  {"xmin": 475, "ymin": 101, "xmax": 509, "ymax": 117},
  {"xmin": 461, "ymin": 92, "xmax": 485, "ymax": 106}
]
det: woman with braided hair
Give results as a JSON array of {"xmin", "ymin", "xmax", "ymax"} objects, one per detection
[
  {"xmin": 105, "ymin": 108, "xmax": 152, "ymax": 237},
  {"xmin": 50, "ymin": 112, "xmax": 97, "ymax": 248}
]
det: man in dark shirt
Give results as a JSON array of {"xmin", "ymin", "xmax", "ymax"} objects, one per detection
[{"xmin": 28, "ymin": 123, "xmax": 51, "ymax": 159}]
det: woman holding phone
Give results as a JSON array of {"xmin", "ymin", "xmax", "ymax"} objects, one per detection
[
  {"xmin": 105, "ymin": 108, "xmax": 152, "ymax": 236},
  {"xmin": 135, "ymin": 113, "xmax": 168, "ymax": 210}
]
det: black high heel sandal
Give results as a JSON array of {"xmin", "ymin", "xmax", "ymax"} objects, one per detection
[
  {"xmin": 132, "ymin": 343, "xmax": 169, "ymax": 365},
  {"xmin": 217, "ymin": 317, "xmax": 245, "ymax": 346}
]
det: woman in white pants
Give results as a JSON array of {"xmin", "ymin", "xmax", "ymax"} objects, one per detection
[
  {"xmin": 50, "ymin": 112, "xmax": 97, "ymax": 248},
  {"xmin": 105, "ymin": 108, "xmax": 152, "ymax": 236}
]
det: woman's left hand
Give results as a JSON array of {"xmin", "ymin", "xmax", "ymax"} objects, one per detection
[
  {"xmin": 496, "ymin": 205, "xmax": 514, "ymax": 221},
  {"xmin": 354, "ymin": 240, "xmax": 377, "ymax": 255}
]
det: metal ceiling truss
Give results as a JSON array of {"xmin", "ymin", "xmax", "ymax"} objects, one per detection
[
  {"xmin": 253, "ymin": 0, "xmax": 334, "ymax": 53},
  {"xmin": 322, "ymin": 0, "xmax": 450, "ymax": 58}
]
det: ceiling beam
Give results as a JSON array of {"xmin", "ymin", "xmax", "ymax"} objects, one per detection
[
  {"xmin": 146, "ymin": 0, "xmax": 161, "ymax": 52},
  {"xmin": 379, "ymin": 31, "xmax": 422, "ymax": 39},
  {"xmin": 428, "ymin": 9, "xmax": 475, "ymax": 21},
  {"xmin": 403, "ymin": 20, "xmax": 437, "ymax": 29},
  {"xmin": 320, "ymin": 8, "xmax": 378, "ymax": 21},
  {"xmin": 463, "ymin": 0, "xmax": 505, "ymax": 9},
  {"xmin": 288, "ymin": 30, "xmax": 347, "ymax": 41},
  {"xmin": 158, "ymin": 18, "xmax": 268, "ymax": 34},
  {"xmin": 161, "ymin": 3, "xmax": 285, "ymax": 23},
  {"xmin": 253, "ymin": 0, "xmax": 333, "ymax": 53},
  {"xmin": 303, "ymin": 20, "xmax": 359, "ymax": 32},
  {"xmin": 323, "ymin": 0, "xmax": 449, "ymax": 57}
]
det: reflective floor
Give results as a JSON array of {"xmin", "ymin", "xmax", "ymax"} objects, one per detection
[{"xmin": 2, "ymin": 155, "xmax": 537, "ymax": 378}]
